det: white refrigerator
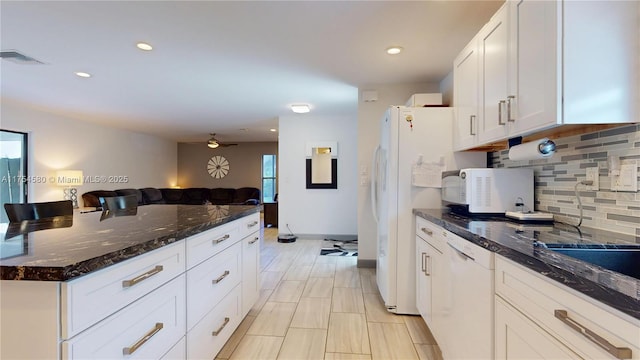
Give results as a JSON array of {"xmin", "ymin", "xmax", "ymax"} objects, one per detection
[{"xmin": 371, "ymin": 106, "xmax": 485, "ymax": 314}]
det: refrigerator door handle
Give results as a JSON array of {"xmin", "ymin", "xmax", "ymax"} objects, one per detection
[{"xmin": 371, "ymin": 145, "xmax": 381, "ymax": 224}]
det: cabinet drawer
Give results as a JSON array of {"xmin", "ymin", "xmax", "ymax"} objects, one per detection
[
  {"xmin": 238, "ymin": 212, "xmax": 260, "ymax": 239},
  {"xmin": 415, "ymin": 217, "xmax": 446, "ymax": 252},
  {"xmin": 186, "ymin": 241, "xmax": 242, "ymax": 330},
  {"xmin": 495, "ymin": 256, "xmax": 640, "ymax": 359},
  {"xmin": 187, "ymin": 284, "xmax": 242, "ymax": 360},
  {"xmin": 62, "ymin": 275, "xmax": 186, "ymax": 360},
  {"xmin": 62, "ymin": 241, "xmax": 185, "ymax": 338},
  {"xmin": 186, "ymin": 219, "xmax": 241, "ymax": 269}
]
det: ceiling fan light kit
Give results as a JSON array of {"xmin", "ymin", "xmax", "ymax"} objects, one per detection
[{"xmin": 207, "ymin": 133, "xmax": 237, "ymax": 148}]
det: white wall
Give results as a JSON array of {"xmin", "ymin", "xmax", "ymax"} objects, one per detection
[
  {"xmin": 356, "ymin": 83, "xmax": 441, "ymax": 261},
  {"xmin": 278, "ymin": 114, "xmax": 357, "ymax": 236},
  {"xmin": 1, "ymin": 100, "xmax": 177, "ymax": 205}
]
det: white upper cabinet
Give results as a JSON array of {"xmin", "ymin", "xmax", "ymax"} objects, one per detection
[
  {"xmin": 453, "ymin": 34, "xmax": 480, "ymax": 150},
  {"xmin": 453, "ymin": 0, "xmax": 639, "ymax": 149},
  {"xmin": 507, "ymin": 0, "xmax": 559, "ymax": 135},
  {"xmin": 478, "ymin": 3, "xmax": 511, "ymax": 144}
]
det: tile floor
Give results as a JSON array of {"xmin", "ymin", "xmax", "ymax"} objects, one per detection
[{"xmin": 215, "ymin": 224, "xmax": 443, "ymax": 360}]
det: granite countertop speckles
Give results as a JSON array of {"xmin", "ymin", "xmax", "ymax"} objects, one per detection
[
  {"xmin": 414, "ymin": 208, "xmax": 640, "ymax": 321},
  {"xmin": 0, "ymin": 204, "xmax": 261, "ymax": 281}
]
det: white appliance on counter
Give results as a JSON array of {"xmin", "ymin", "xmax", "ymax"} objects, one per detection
[
  {"xmin": 371, "ymin": 106, "xmax": 485, "ymax": 314},
  {"xmin": 442, "ymin": 168, "xmax": 534, "ymax": 215}
]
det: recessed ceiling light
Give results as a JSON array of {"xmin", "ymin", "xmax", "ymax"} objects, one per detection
[
  {"xmin": 136, "ymin": 42, "xmax": 153, "ymax": 51},
  {"xmin": 270, "ymin": 128, "xmax": 277, "ymax": 132},
  {"xmin": 386, "ymin": 46, "xmax": 403, "ymax": 55},
  {"xmin": 75, "ymin": 72, "xmax": 91, "ymax": 78},
  {"xmin": 291, "ymin": 104, "xmax": 310, "ymax": 114}
]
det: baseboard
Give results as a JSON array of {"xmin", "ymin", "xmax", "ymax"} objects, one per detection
[{"xmin": 357, "ymin": 259, "xmax": 376, "ymax": 268}]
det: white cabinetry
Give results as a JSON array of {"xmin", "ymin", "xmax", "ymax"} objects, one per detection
[
  {"xmin": 242, "ymin": 230, "xmax": 261, "ymax": 316},
  {"xmin": 478, "ymin": 3, "xmax": 511, "ymax": 144},
  {"xmin": 453, "ymin": 33, "xmax": 480, "ymax": 150},
  {"xmin": 415, "ymin": 218, "xmax": 446, "ymax": 327},
  {"xmin": 453, "ymin": 0, "xmax": 639, "ymax": 149},
  {"xmin": 495, "ymin": 256, "xmax": 640, "ymax": 360}
]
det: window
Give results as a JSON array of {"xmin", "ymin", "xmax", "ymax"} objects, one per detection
[
  {"xmin": 262, "ymin": 154, "xmax": 277, "ymax": 203},
  {"xmin": 1, "ymin": 130, "xmax": 28, "ymax": 223}
]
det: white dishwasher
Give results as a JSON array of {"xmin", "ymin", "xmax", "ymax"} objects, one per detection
[{"xmin": 440, "ymin": 230, "xmax": 495, "ymax": 360}]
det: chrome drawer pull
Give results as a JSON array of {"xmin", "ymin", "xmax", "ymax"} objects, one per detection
[
  {"xmin": 122, "ymin": 322, "xmax": 163, "ymax": 355},
  {"xmin": 247, "ymin": 220, "xmax": 259, "ymax": 228},
  {"xmin": 554, "ymin": 310, "xmax": 632, "ymax": 359},
  {"xmin": 421, "ymin": 252, "xmax": 427, "ymax": 273},
  {"xmin": 212, "ymin": 317, "xmax": 230, "ymax": 336},
  {"xmin": 213, "ymin": 234, "xmax": 230, "ymax": 244},
  {"xmin": 421, "ymin": 227, "xmax": 433, "ymax": 236},
  {"xmin": 507, "ymin": 95, "xmax": 516, "ymax": 122},
  {"xmin": 212, "ymin": 270, "xmax": 230, "ymax": 284},
  {"xmin": 470, "ymin": 115, "xmax": 476, "ymax": 135},
  {"xmin": 122, "ymin": 265, "xmax": 163, "ymax": 288},
  {"xmin": 249, "ymin": 236, "xmax": 259, "ymax": 245}
]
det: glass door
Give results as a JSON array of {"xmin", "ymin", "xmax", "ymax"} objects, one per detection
[{"xmin": 0, "ymin": 130, "xmax": 28, "ymax": 223}]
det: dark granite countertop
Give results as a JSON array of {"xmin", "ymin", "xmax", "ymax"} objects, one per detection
[
  {"xmin": 0, "ymin": 204, "xmax": 261, "ymax": 281},
  {"xmin": 414, "ymin": 208, "xmax": 640, "ymax": 321}
]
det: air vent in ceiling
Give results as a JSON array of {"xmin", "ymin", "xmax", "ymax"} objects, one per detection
[{"xmin": 0, "ymin": 50, "xmax": 45, "ymax": 64}]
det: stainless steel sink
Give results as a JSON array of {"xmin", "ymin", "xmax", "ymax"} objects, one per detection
[{"xmin": 544, "ymin": 244, "xmax": 640, "ymax": 280}]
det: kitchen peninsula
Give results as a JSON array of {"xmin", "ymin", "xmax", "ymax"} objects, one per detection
[{"xmin": 0, "ymin": 204, "xmax": 262, "ymax": 359}]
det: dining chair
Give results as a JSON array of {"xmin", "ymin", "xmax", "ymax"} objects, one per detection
[{"xmin": 4, "ymin": 200, "xmax": 73, "ymax": 222}]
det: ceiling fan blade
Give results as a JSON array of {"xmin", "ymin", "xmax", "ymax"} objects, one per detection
[{"xmin": 219, "ymin": 143, "xmax": 238, "ymax": 147}]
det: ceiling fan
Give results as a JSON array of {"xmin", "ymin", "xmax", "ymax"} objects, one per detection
[{"xmin": 207, "ymin": 133, "xmax": 238, "ymax": 149}]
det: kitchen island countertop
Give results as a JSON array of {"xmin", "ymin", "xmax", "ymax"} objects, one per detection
[
  {"xmin": 0, "ymin": 204, "xmax": 261, "ymax": 281},
  {"xmin": 414, "ymin": 208, "xmax": 640, "ymax": 321}
]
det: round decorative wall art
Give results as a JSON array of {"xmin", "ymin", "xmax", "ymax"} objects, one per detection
[{"xmin": 207, "ymin": 155, "xmax": 230, "ymax": 179}]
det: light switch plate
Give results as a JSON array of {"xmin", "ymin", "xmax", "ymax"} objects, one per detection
[
  {"xmin": 612, "ymin": 161, "xmax": 638, "ymax": 192},
  {"xmin": 585, "ymin": 166, "xmax": 599, "ymax": 190}
]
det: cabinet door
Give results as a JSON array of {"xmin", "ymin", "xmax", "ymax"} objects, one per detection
[
  {"xmin": 495, "ymin": 296, "xmax": 581, "ymax": 360},
  {"xmin": 415, "ymin": 237, "xmax": 432, "ymax": 323},
  {"xmin": 478, "ymin": 3, "xmax": 510, "ymax": 143},
  {"xmin": 453, "ymin": 35, "xmax": 480, "ymax": 151},
  {"xmin": 509, "ymin": 0, "xmax": 559, "ymax": 135},
  {"xmin": 242, "ymin": 231, "xmax": 261, "ymax": 317}
]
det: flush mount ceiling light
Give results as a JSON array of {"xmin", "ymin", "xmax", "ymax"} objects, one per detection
[
  {"xmin": 136, "ymin": 42, "xmax": 153, "ymax": 51},
  {"xmin": 291, "ymin": 104, "xmax": 310, "ymax": 114},
  {"xmin": 386, "ymin": 46, "xmax": 403, "ymax": 55},
  {"xmin": 75, "ymin": 71, "xmax": 91, "ymax": 78},
  {"xmin": 270, "ymin": 128, "xmax": 277, "ymax": 132}
]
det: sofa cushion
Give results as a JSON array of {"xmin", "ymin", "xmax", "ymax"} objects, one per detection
[
  {"xmin": 210, "ymin": 188, "xmax": 236, "ymax": 205},
  {"xmin": 140, "ymin": 187, "xmax": 165, "ymax": 204},
  {"xmin": 234, "ymin": 187, "xmax": 261, "ymax": 204},
  {"xmin": 182, "ymin": 188, "xmax": 210, "ymax": 205},
  {"xmin": 115, "ymin": 188, "xmax": 144, "ymax": 205},
  {"xmin": 82, "ymin": 190, "xmax": 118, "ymax": 208},
  {"xmin": 160, "ymin": 188, "xmax": 185, "ymax": 204}
]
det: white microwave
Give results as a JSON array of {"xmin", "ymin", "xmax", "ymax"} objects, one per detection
[{"xmin": 442, "ymin": 168, "xmax": 534, "ymax": 215}]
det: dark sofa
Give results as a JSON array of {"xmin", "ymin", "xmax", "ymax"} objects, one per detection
[{"xmin": 82, "ymin": 187, "xmax": 260, "ymax": 208}]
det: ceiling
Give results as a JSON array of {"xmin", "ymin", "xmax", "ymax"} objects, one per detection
[{"xmin": 1, "ymin": 1, "xmax": 503, "ymax": 143}]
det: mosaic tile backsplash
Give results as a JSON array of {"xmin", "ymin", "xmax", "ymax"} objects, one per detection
[{"xmin": 489, "ymin": 124, "xmax": 640, "ymax": 237}]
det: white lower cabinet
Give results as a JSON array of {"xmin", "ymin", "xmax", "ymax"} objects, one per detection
[
  {"xmin": 186, "ymin": 241, "xmax": 242, "ymax": 330},
  {"xmin": 242, "ymin": 231, "xmax": 260, "ymax": 317},
  {"xmin": 495, "ymin": 296, "xmax": 580, "ymax": 359},
  {"xmin": 62, "ymin": 275, "xmax": 186, "ymax": 360},
  {"xmin": 187, "ymin": 284, "xmax": 242, "ymax": 359},
  {"xmin": 495, "ymin": 256, "xmax": 640, "ymax": 360}
]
